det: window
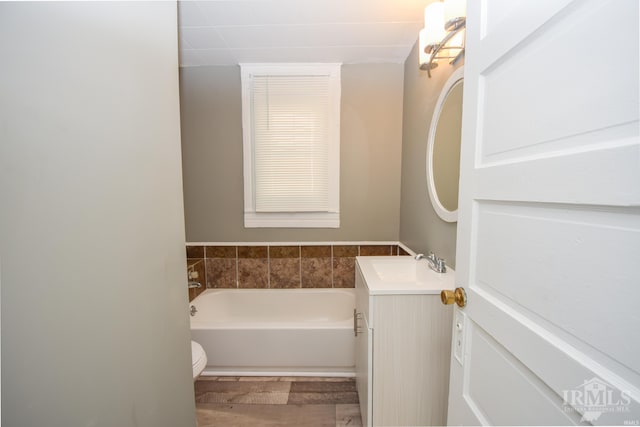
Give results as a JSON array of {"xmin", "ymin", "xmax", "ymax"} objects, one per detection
[{"xmin": 240, "ymin": 64, "xmax": 341, "ymax": 228}]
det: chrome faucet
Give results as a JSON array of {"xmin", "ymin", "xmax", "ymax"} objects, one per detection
[
  {"xmin": 187, "ymin": 269, "xmax": 201, "ymax": 289},
  {"xmin": 415, "ymin": 252, "xmax": 447, "ymax": 273}
]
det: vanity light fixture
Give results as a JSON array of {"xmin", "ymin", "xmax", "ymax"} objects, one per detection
[
  {"xmin": 419, "ymin": 0, "xmax": 466, "ymax": 77},
  {"xmin": 444, "ymin": 0, "xmax": 466, "ymax": 30}
]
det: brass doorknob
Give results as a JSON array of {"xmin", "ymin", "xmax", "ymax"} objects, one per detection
[{"xmin": 441, "ymin": 287, "xmax": 467, "ymax": 308}]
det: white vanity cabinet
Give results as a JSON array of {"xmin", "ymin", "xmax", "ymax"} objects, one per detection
[
  {"xmin": 355, "ymin": 266, "xmax": 373, "ymax": 427},
  {"xmin": 354, "ymin": 256, "xmax": 454, "ymax": 427}
]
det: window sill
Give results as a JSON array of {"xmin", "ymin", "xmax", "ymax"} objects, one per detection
[{"xmin": 244, "ymin": 212, "xmax": 339, "ymax": 228}]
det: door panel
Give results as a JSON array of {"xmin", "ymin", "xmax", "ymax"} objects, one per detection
[
  {"xmin": 480, "ymin": 0, "xmax": 572, "ymax": 42},
  {"xmin": 449, "ymin": 0, "xmax": 640, "ymax": 424},
  {"xmin": 466, "ymin": 321, "xmax": 578, "ymax": 425},
  {"xmin": 479, "ymin": 1, "xmax": 639, "ymax": 159},
  {"xmin": 475, "ymin": 142, "xmax": 640, "ymax": 205},
  {"xmin": 475, "ymin": 202, "xmax": 640, "ymax": 375}
]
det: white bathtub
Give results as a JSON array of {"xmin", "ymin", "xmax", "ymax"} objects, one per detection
[{"xmin": 189, "ymin": 288, "xmax": 356, "ymax": 376}]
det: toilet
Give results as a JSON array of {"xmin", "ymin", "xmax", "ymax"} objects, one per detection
[{"xmin": 191, "ymin": 340, "xmax": 207, "ymax": 381}]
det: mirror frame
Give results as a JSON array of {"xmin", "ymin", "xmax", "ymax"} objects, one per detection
[{"xmin": 426, "ymin": 67, "xmax": 464, "ymax": 223}]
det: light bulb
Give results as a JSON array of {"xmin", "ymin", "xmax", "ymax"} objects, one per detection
[
  {"xmin": 444, "ymin": 0, "xmax": 466, "ymax": 30},
  {"xmin": 423, "ymin": 2, "xmax": 446, "ymax": 48},
  {"xmin": 419, "ymin": 28, "xmax": 431, "ymax": 66}
]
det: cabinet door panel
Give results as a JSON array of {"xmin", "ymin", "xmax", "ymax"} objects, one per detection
[{"xmin": 372, "ymin": 295, "xmax": 452, "ymax": 426}]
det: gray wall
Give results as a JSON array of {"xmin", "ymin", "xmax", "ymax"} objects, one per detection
[
  {"xmin": 180, "ymin": 64, "xmax": 404, "ymax": 242},
  {"xmin": 399, "ymin": 41, "xmax": 463, "ymax": 267},
  {"xmin": 0, "ymin": 3, "xmax": 196, "ymax": 426}
]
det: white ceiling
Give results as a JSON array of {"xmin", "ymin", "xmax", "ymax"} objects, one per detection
[{"xmin": 178, "ymin": 0, "xmax": 432, "ymax": 67}]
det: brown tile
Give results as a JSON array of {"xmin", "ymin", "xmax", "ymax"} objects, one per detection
[
  {"xmin": 270, "ymin": 258, "xmax": 301, "ymax": 288},
  {"xmin": 301, "ymin": 245, "xmax": 331, "ymax": 258},
  {"xmin": 359, "ymin": 245, "xmax": 392, "ymax": 256},
  {"xmin": 206, "ymin": 246, "xmax": 236, "ymax": 258},
  {"xmin": 287, "ymin": 391, "xmax": 359, "ymax": 405},
  {"xmin": 238, "ymin": 258, "xmax": 268, "ymax": 288},
  {"xmin": 238, "ymin": 246, "xmax": 268, "ymax": 258},
  {"xmin": 301, "ymin": 258, "xmax": 332, "ymax": 288},
  {"xmin": 333, "ymin": 257, "xmax": 355, "ymax": 288},
  {"xmin": 205, "ymin": 258, "xmax": 237, "ymax": 288},
  {"xmin": 187, "ymin": 258, "xmax": 203, "ymax": 269},
  {"xmin": 392, "ymin": 245, "xmax": 399, "ymax": 255},
  {"xmin": 269, "ymin": 245, "xmax": 300, "ymax": 258},
  {"xmin": 290, "ymin": 381, "xmax": 356, "ymax": 393},
  {"xmin": 188, "ymin": 259, "xmax": 206, "ymax": 299},
  {"xmin": 193, "ymin": 286, "xmax": 206, "ymax": 299},
  {"xmin": 186, "ymin": 245, "xmax": 204, "ymax": 258},
  {"xmin": 398, "ymin": 246, "xmax": 411, "ymax": 256},
  {"xmin": 196, "ymin": 403, "xmax": 336, "ymax": 427},
  {"xmin": 333, "ymin": 245, "xmax": 358, "ymax": 257}
]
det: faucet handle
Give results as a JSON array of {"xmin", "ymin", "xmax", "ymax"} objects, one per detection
[{"xmin": 436, "ymin": 258, "xmax": 447, "ymax": 273}]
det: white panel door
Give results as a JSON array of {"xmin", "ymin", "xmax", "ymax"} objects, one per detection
[{"xmin": 448, "ymin": 0, "xmax": 640, "ymax": 425}]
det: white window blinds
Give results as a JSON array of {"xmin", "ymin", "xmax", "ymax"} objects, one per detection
[
  {"xmin": 241, "ymin": 64, "xmax": 341, "ymax": 228},
  {"xmin": 252, "ymin": 75, "xmax": 330, "ymax": 212}
]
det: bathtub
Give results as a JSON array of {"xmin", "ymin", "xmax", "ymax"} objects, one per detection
[{"xmin": 190, "ymin": 288, "xmax": 356, "ymax": 376}]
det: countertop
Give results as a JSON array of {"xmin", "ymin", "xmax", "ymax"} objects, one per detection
[{"xmin": 356, "ymin": 256, "xmax": 456, "ymax": 295}]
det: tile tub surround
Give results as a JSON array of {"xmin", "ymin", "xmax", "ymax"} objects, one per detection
[
  {"xmin": 270, "ymin": 246, "xmax": 301, "ymax": 289},
  {"xmin": 186, "ymin": 243, "xmax": 411, "ymax": 290},
  {"xmin": 301, "ymin": 246, "xmax": 332, "ymax": 288},
  {"xmin": 333, "ymin": 245, "xmax": 358, "ymax": 289},
  {"xmin": 194, "ymin": 376, "xmax": 362, "ymax": 427},
  {"xmin": 238, "ymin": 246, "xmax": 268, "ymax": 289},
  {"xmin": 204, "ymin": 246, "xmax": 236, "ymax": 289},
  {"xmin": 187, "ymin": 259, "xmax": 206, "ymax": 302}
]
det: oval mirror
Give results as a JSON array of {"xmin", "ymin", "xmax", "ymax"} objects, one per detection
[{"xmin": 427, "ymin": 67, "xmax": 463, "ymax": 222}]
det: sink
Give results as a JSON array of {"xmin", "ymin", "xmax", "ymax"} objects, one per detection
[
  {"xmin": 371, "ymin": 257, "xmax": 429, "ymax": 282},
  {"xmin": 357, "ymin": 256, "xmax": 455, "ymax": 295}
]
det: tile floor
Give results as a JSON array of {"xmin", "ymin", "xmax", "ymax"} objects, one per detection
[{"xmin": 195, "ymin": 376, "xmax": 362, "ymax": 427}]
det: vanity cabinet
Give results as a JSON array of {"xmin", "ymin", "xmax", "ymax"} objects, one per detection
[{"xmin": 354, "ymin": 257, "xmax": 453, "ymax": 427}]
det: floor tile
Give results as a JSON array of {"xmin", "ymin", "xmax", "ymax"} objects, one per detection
[
  {"xmin": 336, "ymin": 404, "xmax": 362, "ymax": 427},
  {"xmin": 195, "ymin": 381, "xmax": 291, "ymax": 405},
  {"xmin": 287, "ymin": 392, "xmax": 359, "ymax": 405},
  {"xmin": 278, "ymin": 376, "xmax": 355, "ymax": 382},
  {"xmin": 290, "ymin": 381, "xmax": 356, "ymax": 393},
  {"xmin": 194, "ymin": 376, "xmax": 361, "ymax": 425},
  {"xmin": 196, "ymin": 403, "xmax": 336, "ymax": 427},
  {"xmin": 217, "ymin": 376, "xmax": 241, "ymax": 381},
  {"xmin": 238, "ymin": 376, "xmax": 283, "ymax": 382},
  {"xmin": 196, "ymin": 391, "xmax": 290, "ymax": 405},
  {"xmin": 196, "ymin": 381, "xmax": 290, "ymax": 393},
  {"xmin": 198, "ymin": 375, "xmax": 241, "ymax": 382},
  {"xmin": 197, "ymin": 376, "xmax": 221, "ymax": 382}
]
